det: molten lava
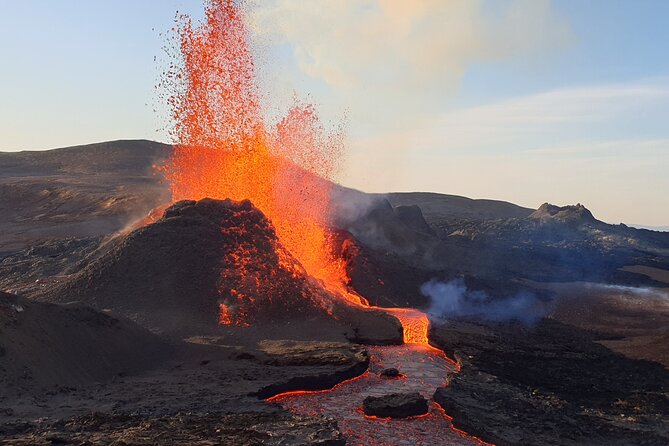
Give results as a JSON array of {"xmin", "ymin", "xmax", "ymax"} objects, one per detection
[
  {"xmin": 385, "ymin": 307, "xmax": 430, "ymax": 345},
  {"xmin": 162, "ymin": 0, "xmax": 435, "ymax": 346},
  {"xmin": 162, "ymin": 0, "xmax": 366, "ymax": 322},
  {"xmin": 161, "ymin": 0, "xmax": 432, "ymax": 343},
  {"xmin": 267, "ymin": 345, "xmax": 488, "ymax": 445}
]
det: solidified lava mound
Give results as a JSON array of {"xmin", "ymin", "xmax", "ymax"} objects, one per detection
[
  {"xmin": 39, "ymin": 199, "xmax": 332, "ymax": 330},
  {"xmin": 39, "ymin": 198, "xmax": 399, "ymax": 339},
  {"xmin": 0, "ymin": 291, "xmax": 167, "ymax": 392}
]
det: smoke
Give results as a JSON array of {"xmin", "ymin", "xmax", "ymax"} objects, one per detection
[
  {"xmin": 421, "ymin": 278, "xmax": 547, "ymax": 325},
  {"xmin": 247, "ymin": 0, "xmax": 572, "ymax": 131},
  {"xmin": 328, "ymin": 186, "xmax": 383, "ymax": 226},
  {"xmin": 576, "ymin": 282, "xmax": 669, "ymax": 305}
]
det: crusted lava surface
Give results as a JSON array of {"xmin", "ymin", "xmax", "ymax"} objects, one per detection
[{"xmin": 430, "ymin": 319, "xmax": 669, "ymax": 446}]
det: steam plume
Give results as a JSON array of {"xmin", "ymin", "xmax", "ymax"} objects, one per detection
[{"xmin": 421, "ymin": 278, "xmax": 547, "ymax": 325}]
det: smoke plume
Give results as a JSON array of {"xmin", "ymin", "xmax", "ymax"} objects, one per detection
[{"xmin": 421, "ymin": 278, "xmax": 547, "ymax": 325}]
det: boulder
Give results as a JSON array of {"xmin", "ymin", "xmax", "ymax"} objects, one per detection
[
  {"xmin": 362, "ymin": 392, "xmax": 428, "ymax": 418},
  {"xmin": 379, "ymin": 368, "xmax": 402, "ymax": 379}
]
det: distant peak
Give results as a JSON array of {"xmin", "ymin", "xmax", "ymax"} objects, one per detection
[{"xmin": 530, "ymin": 202, "xmax": 596, "ymax": 224}]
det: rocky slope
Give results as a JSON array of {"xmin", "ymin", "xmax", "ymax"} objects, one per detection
[
  {"xmin": 430, "ymin": 319, "xmax": 669, "ymax": 446},
  {"xmin": 0, "ymin": 291, "xmax": 168, "ymax": 393}
]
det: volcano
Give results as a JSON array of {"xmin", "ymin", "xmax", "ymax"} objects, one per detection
[
  {"xmin": 39, "ymin": 198, "xmax": 402, "ymax": 342},
  {"xmin": 2, "ymin": 0, "xmax": 669, "ymax": 444}
]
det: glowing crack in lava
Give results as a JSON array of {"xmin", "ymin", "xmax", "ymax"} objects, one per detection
[{"xmin": 162, "ymin": 1, "xmax": 491, "ymax": 444}]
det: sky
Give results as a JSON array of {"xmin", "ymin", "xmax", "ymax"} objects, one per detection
[{"xmin": 1, "ymin": 0, "xmax": 668, "ymax": 227}]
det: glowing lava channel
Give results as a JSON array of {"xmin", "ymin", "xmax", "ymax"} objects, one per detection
[{"xmin": 267, "ymin": 345, "xmax": 490, "ymax": 446}]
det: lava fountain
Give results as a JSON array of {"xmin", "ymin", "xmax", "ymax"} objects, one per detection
[
  {"xmin": 161, "ymin": 1, "xmax": 490, "ymax": 444},
  {"xmin": 161, "ymin": 0, "xmax": 365, "ymax": 319}
]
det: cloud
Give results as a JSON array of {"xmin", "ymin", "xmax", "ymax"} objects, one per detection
[
  {"xmin": 247, "ymin": 0, "xmax": 572, "ymax": 130},
  {"xmin": 245, "ymin": 3, "xmax": 669, "ymax": 227},
  {"xmin": 411, "ymin": 79, "xmax": 669, "ymax": 152},
  {"xmin": 340, "ymin": 78, "xmax": 669, "ymax": 226}
]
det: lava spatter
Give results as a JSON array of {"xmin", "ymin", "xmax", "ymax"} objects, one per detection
[{"xmin": 162, "ymin": 0, "xmax": 362, "ymax": 321}]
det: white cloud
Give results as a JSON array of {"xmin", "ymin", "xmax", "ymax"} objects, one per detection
[
  {"xmin": 341, "ymin": 79, "xmax": 669, "ymax": 226},
  {"xmin": 247, "ymin": 0, "xmax": 572, "ymax": 130},
  {"xmin": 415, "ymin": 80, "xmax": 669, "ymax": 151}
]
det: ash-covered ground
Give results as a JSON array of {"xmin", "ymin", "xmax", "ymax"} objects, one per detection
[{"xmin": 1, "ymin": 141, "xmax": 668, "ymax": 445}]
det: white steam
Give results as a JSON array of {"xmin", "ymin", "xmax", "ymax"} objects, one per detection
[{"xmin": 421, "ymin": 278, "xmax": 547, "ymax": 325}]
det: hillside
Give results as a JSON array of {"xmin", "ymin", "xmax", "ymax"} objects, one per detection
[
  {"xmin": 0, "ymin": 140, "xmax": 171, "ymax": 253},
  {"xmin": 3, "ymin": 139, "xmax": 669, "ymax": 297},
  {"xmin": 1, "ymin": 140, "xmax": 668, "ymax": 445}
]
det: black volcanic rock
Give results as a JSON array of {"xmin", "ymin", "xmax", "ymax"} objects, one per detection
[
  {"xmin": 2, "ymin": 412, "xmax": 347, "ymax": 446},
  {"xmin": 430, "ymin": 319, "xmax": 669, "ymax": 446},
  {"xmin": 379, "ymin": 368, "xmax": 401, "ymax": 379},
  {"xmin": 36, "ymin": 198, "xmax": 402, "ymax": 342},
  {"xmin": 255, "ymin": 341, "xmax": 370, "ymax": 399},
  {"xmin": 338, "ymin": 198, "xmax": 439, "ymax": 256},
  {"xmin": 37, "ymin": 199, "xmax": 336, "ymax": 332},
  {"xmin": 362, "ymin": 392, "xmax": 428, "ymax": 418},
  {"xmin": 394, "ymin": 205, "xmax": 436, "ymax": 236},
  {"xmin": 0, "ymin": 291, "xmax": 168, "ymax": 392}
]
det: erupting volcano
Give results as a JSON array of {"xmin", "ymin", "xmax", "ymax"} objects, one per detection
[
  {"xmin": 4, "ymin": 1, "xmax": 668, "ymax": 445},
  {"xmin": 158, "ymin": 1, "xmax": 487, "ymax": 444},
  {"xmin": 161, "ymin": 0, "xmax": 366, "ymax": 322},
  {"xmin": 162, "ymin": 0, "xmax": 423, "ymax": 338}
]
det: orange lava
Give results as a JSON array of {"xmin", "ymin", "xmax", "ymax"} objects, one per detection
[
  {"xmin": 265, "ymin": 371, "xmax": 371, "ymax": 404},
  {"xmin": 267, "ymin": 345, "xmax": 487, "ymax": 445},
  {"xmin": 162, "ymin": 0, "xmax": 433, "ymax": 344},
  {"xmin": 161, "ymin": 0, "xmax": 449, "ymax": 349},
  {"xmin": 384, "ymin": 307, "xmax": 431, "ymax": 344},
  {"xmin": 162, "ymin": 0, "xmax": 364, "ymax": 322}
]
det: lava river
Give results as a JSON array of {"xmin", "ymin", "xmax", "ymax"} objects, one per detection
[{"xmin": 267, "ymin": 309, "xmax": 491, "ymax": 446}]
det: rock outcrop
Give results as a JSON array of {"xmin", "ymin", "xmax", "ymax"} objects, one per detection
[{"xmin": 362, "ymin": 392, "xmax": 429, "ymax": 418}]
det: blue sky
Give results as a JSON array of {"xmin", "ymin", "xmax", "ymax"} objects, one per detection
[{"xmin": 1, "ymin": 1, "xmax": 668, "ymax": 226}]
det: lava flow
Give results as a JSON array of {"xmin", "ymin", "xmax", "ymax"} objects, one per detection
[
  {"xmin": 267, "ymin": 345, "xmax": 485, "ymax": 446},
  {"xmin": 162, "ymin": 1, "xmax": 489, "ymax": 444}
]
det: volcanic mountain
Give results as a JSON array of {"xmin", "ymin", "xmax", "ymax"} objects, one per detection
[
  {"xmin": 37, "ymin": 197, "xmax": 401, "ymax": 341},
  {"xmin": 529, "ymin": 202, "xmax": 597, "ymax": 224},
  {"xmin": 2, "ymin": 141, "xmax": 669, "ymax": 445}
]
